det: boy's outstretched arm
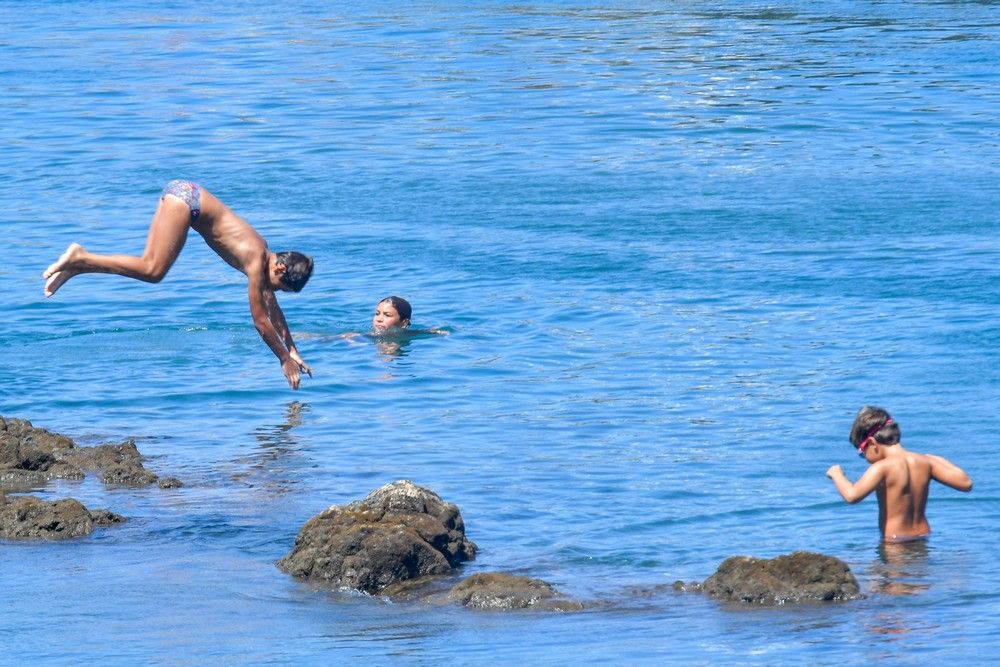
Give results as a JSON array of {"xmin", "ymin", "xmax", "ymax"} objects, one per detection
[
  {"xmin": 826, "ymin": 463, "xmax": 886, "ymax": 504},
  {"xmin": 927, "ymin": 454, "xmax": 973, "ymax": 492},
  {"xmin": 263, "ymin": 290, "xmax": 312, "ymax": 377},
  {"xmin": 247, "ymin": 258, "xmax": 305, "ymax": 390}
]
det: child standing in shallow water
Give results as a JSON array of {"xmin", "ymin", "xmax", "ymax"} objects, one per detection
[{"xmin": 826, "ymin": 405, "xmax": 972, "ymax": 542}]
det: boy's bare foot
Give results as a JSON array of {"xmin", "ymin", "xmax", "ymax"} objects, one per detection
[
  {"xmin": 43, "ymin": 243, "xmax": 82, "ymax": 297},
  {"xmin": 43, "ymin": 243, "xmax": 82, "ymax": 279}
]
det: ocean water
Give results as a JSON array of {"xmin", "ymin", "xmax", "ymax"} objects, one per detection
[{"xmin": 2, "ymin": 1, "xmax": 999, "ymax": 663}]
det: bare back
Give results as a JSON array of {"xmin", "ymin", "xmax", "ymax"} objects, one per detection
[
  {"xmin": 828, "ymin": 437, "xmax": 971, "ymax": 542},
  {"xmin": 193, "ymin": 188, "xmax": 269, "ymax": 275},
  {"xmin": 876, "ymin": 451, "xmax": 932, "ymax": 541}
]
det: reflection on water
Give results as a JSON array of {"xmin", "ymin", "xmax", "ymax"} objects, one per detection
[
  {"xmin": 340, "ymin": 331, "xmax": 411, "ymax": 360},
  {"xmin": 371, "ymin": 334, "xmax": 410, "ymax": 360},
  {"xmin": 343, "ymin": 328, "xmax": 450, "ymax": 363},
  {"xmin": 870, "ymin": 539, "xmax": 931, "ymax": 597},
  {"xmin": 254, "ymin": 401, "xmax": 309, "ymax": 458},
  {"xmin": 229, "ymin": 401, "xmax": 310, "ymax": 495},
  {"xmin": 367, "ymin": 329, "xmax": 447, "ymax": 360},
  {"xmin": 254, "ymin": 400, "xmax": 308, "ymax": 450},
  {"xmin": 861, "ymin": 541, "xmax": 933, "ymax": 640},
  {"xmin": 867, "ymin": 612, "xmax": 916, "ymax": 638}
]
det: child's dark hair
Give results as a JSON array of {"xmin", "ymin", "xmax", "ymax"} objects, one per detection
[
  {"xmin": 849, "ymin": 405, "xmax": 901, "ymax": 448},
  {"xmin": 276, "ymin": 251, "xmax": 314, "ymax": 292},
  {"xmin": 381, "ymin": 296, "xmax": 411, "ymax": 323}
]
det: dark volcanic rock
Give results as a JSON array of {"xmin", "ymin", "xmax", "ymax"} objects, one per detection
[
  {"xmin": 0, "ymin": 416, "xmax": 84, "ymax": 484},
  {"xmin": 701, "ymin": 551, "xmax": 862, "ymax": 605},
  {"xmin": 88, "ymin": 508, "xmax": 128, "ymax": 527},
  {"xmin": 1, "ymin": 416, "xmax": 175, "ymax": 489},
  {"xmin": 62, "ymin": 440, "xmax": 159, "ymax": 487},
  {"xmin": 0, "ymin": 495, "xmax": 126, "ymax": 539},
  {"xmin": 99, "ymin": 460, "xmax": 159, "ymax": 486},
  {"xmin": 277, "ymin": 480, "xmax": 477, "ymax": 594},
  {"xmin": 447, "ymin": 572, "xmax": 584, "ymax": 611}
]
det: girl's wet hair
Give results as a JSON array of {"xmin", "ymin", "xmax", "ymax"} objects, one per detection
[
  {"xmin": 381, "ymin": 296, "xmax": 411, "ymax": 323},
  {"xmin": 276, "ymin": 251, "xmax": 314, "ymax": 292},
  {"xmin": 849, "ymin": 405, "xmax": 901, "ymax": 447}
]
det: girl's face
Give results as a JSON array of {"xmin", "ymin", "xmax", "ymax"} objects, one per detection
[{"xmin": 373, "ymin": 300, "xmax": 408, "ymax": 332}]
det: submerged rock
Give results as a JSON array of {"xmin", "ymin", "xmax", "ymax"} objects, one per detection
[
  {"xmin": 701, "ymin": 551, "xmax": 862, "ymax": 605},
  {"xmin": 88, "ymin": 508, "xmax": 128, "ymax": 527},
  {"xmin": 277, "ymin": 480, "xmax": 477, "ymax": 595},
  {"xmin": 447, "ymin": 572, "xmax": 584, "ymax": 611},
  {"xmin": 0, "ymin": 415, "xmax": 175, "ymax": 489},
  {"xmin": 0, "ymin": 494, "xmax": 125, "ymax": 540}
]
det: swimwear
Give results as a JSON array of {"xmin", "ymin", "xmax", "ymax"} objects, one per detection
[{"xmin": 161, "ymin": 179, "xmax": 201, "ymax": 221}]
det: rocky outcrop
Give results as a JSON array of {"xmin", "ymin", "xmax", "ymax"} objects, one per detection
[
  {"xmin": 157, "ymin": 476, "xmax": 184, "ymax": 489},
  {"xmin": 0, "ymin": 416, "xmax": 178, "ymax": 489},
  {"xmin": 62, "ymin": 440, "xmax": 160, "ymax": 486},
  {"xmin": 447, "ymin": 572, "xmax": 584, "ymax": 611},
  {"xmin": 0, "ymin": 416, "xmax": 83, "ymax": 485},
  {"xmin": 0, "ymin": 494, "xmax": 125, "ymax": 540},
  {"xmin": 277, "ymin": 482, "xmax": 585, "ymax": 612},
  {"xmin": 697, "ymin": 551, "xmax": 862, "ymax": 605},
  {"xmin": 277, "ymin": 480, "xmax": 477, "ymax": 594}
]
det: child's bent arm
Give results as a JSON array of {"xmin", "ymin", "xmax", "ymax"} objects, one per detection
[
  {"xmin": 827, "ymin": 463, "xmax": 885, "ymax": 504},
  {"xmin": 927, "ymin": 454, "xmax": 973, "ymax": 492}
]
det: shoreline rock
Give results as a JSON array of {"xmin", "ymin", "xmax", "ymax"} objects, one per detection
[
  {"xmin": 695, "ymin": 551, "xmax": 863, "ymax": 605},
  {"xmin": 1, "ymin": 415, "xmax": 181, "ymax": 489},
  {"xmin": 278, "ymin": 480, "xmax": 477, "ymax": 595},
  {"xmin": 447, "ymin": 572, "xmax": 584, "ymax": 611},
  {"xmin": 279, "ymin": 481, "xmax": 586, "ymax": 611},
  {"xmin": 0, "ymin": 494, "xmax": 126, "ymax": 540}
]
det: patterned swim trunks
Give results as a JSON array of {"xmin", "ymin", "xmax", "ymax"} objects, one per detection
[{"xmin": 161, "ymin": 179, "xmax": 201, "ymax": 221}]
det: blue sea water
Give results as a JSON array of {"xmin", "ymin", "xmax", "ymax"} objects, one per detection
[{"xmin": 2, "ymin": 0, "xmax": 999, "ymax": 663}]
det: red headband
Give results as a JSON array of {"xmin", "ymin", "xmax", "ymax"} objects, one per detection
[{"xmin": 864, "ymin": 417, "xmax": 893, "ymax": 443}]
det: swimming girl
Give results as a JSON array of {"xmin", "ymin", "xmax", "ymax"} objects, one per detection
[
  {"xmin": 373, "ymin": 296, "xmax": 412, "ymax": 334},
  {"xmin": 371, "ymin": 296, "xmax": 449, "ymax": 336}
]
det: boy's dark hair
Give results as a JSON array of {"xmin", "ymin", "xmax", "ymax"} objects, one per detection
[
  {"xmin": 382, "ymin": 296, "xmax": 411, "ymax": 323},
  {"xmin": 275, "ymin": 251, "xmax": 314, "ymax": 292},
  {"xmin": 849, "ymin": 405, "xmax": 901, "ymax": 447}
]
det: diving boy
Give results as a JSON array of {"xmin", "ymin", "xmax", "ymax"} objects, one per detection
[
  {"xmin": 43, "ymin": 180, "xmax": 314, "ymax": 389},
  {"xmin": 826, "ymin": 405, "xmax": 972, "ymax": 542}
]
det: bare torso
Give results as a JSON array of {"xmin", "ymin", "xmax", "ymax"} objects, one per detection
[
  {"xmin": 876, "ymin": 451, "xmax": 932, "ymax": 541},
  {"xmin": 192, "ymin": 188, "xmax": 268, "ymax": 275},
  {"xmin": 828, "ymin": 442, "xmax": 971, "ymax": 542}
]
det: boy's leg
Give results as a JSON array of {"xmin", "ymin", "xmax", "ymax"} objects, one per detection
[{"xmin": 44, "ymin": 196, "xmax": 192, "ymax": 297}]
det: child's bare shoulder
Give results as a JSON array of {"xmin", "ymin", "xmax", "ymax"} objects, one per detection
[
  {"xmin": 871, "ymin": 457, "xmax": 902, "ymax": 480},
  {"xmin": 907, "ymin": 451, "xmax": 937, "ymax": 468}
]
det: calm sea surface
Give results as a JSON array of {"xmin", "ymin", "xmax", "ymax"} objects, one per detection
[{"xmin": 2, "ymin": 1, "xmax": 998, "ymax": 664}]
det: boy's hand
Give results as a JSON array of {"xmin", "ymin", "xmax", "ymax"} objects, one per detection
[
  {"xmin": 282, "ymin": 357, "xmax": 308, "ymax": 390},
  {"xmin": 826, "ymin": 464, "xmax": 843, "ymax": 479},
  {"xmin": 289, "ymin": 349, "xmax": 312, "ymax": 378}
]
